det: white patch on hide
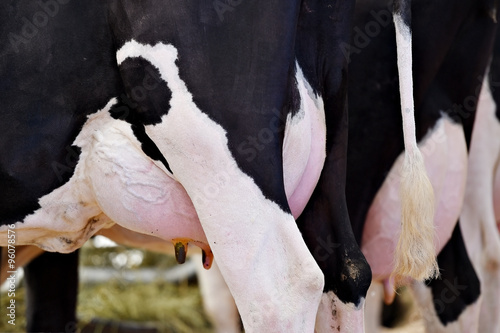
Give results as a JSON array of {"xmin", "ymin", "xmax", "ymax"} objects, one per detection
[
  {"xmin": 116, "ymin": 40, "xmax": 324, "ymax": 332},
  {"xmin": 315, "ymin": 291, "xmax": 365, "ymax": 333}
]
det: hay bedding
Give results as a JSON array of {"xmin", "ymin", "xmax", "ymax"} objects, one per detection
[
  {"xmin": 0, "ymin": 279, "xmax": 213, "ymax": 333},
  {"xmin": 78, "ymin": 280, "xmax": 213, "ymax": 333},
  {"xmin": 0, "ymin": 278, "xmax": 425, "ymax": 333},
  {"xmin": 0, "ymin": 242, "xmax": 214, "ymax": 333}
]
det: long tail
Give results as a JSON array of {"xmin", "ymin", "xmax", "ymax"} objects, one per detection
[{"xmin": 392, "ymin": 0, "xmax": 439, "ymax": 281}]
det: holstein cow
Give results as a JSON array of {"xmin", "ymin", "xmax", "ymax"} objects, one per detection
[
  {"xmin": 0, "ymin": 0, "xmax": 438, "ymax": 332},
  {"xmin": 458, "ymin": 32, "xmax": 500, "ymax": 332},
  {"xmin": 341, "ymin": 0, "xmax": 498, "ymax": 332},
  {"xmin": 1, "ymin": 0, "xmax": 334, "ymax": 331}
]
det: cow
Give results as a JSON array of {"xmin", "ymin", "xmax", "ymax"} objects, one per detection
[
  {"xmin": 1, "ymin": 0, "xmax": 345, "ymax": 331},
  {"xmin": 0, "ymin": 0, "xmax": 450, "ymax": 332},
  {"xmin": 337, "ymin": 0, "xmax": 498, "ymax": 332},
  {"xmin": 456, "ymin": 32, "xmax": 500, "ymax": 333}
]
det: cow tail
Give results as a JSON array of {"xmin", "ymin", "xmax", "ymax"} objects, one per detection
[{"xmin": 392, "ymin": 0, "xmax": 439, "ymax": 282}]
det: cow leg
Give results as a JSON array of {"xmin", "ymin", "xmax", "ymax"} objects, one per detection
[
  {"xmin": 409, "ymin": 74, "xmax": 500, "ymax": 333},
  {"xmin": 294, "ymin": 0, "xmax": 371, "ymax": 331},
  {"xmin": 413, "ymin": 79, "xmax": 500, "ymax": 331},
  {"xmin": 475, "ymin": 28, "xmax": 500, "ymax": 333},
  {"xmin": 409, "ymin": 224, "xmax": 481, "ymax": 332},
  {"xmin": 363, "ymin": 282, "xmax": 384, "ymax": 333},
  {"xmin": 194, "ymin": 256, "xmax": 241, "ymax": 333},
  {"xmin": 24, "ymin": 250, "xmax": 79, "ymax": 333},
  {"xmin": 298, "ymin": 179, "xmax": 371, "ymax": 333},
  {"xmin": 410, "ymin": 3, "xmax": 498, "ymax": 331},
  {"xmin": 459, "ymin": 69, "xmax": 500, "ymax": 333},
  {"xmin": 166, "ymin": 149, "xmax": 323, "ymax": 332},
  {"xmin": 472, "ymin": 130, "xmax": 500, "ymax": 332},
  {"xmin": 167, "ymin": 154, "xmax": 323, "ymax": 332},
  {"xmin": 111, "ymin": 40, "xmax": 324, "ymax": 332},
  {"xmin": 481, "ymin": 151, "xmax": 500, "ymax": 333},
  {"xmin": 85, "ymin": 107, "xmax": 323, "ymax": 332}
]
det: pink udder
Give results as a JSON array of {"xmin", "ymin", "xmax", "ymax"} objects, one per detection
[{"xmin": 362, "ymin": 117, "xmax": 467, "ymax": 280}]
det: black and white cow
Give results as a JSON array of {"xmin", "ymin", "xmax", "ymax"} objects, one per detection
[
  {"xmin": 1, "ymin": 0, "xmax": 341, "ymax": 331},
  {"xmin": 0, "ymin": 0, "xmax": 442, "ymax": 332},
  {"xmin": 339, "ymin": 0, "xmax": 498, "ymax": 331}
]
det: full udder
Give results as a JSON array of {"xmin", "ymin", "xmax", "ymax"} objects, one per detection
[{"xmin": 361, "ymin": 116, "xmax": 468, "ymax": 279}]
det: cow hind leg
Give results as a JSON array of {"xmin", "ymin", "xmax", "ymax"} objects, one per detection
[
  {"xmin": 194, "ymin": 256, "xmax": 241, "ymax": 333},
  {"xmin": 461, "ymin": 74, "xmax": 500, "ymax": 333},
  {"xmin": 115, "ymin": 40, "xmax": 324, "ymax": 333},
  {"xmin": 409, "ymin": 223, "xmax": 481, "ymax": 333},
  {"xmin": 298, "ymin": 190, "xmax": 372, "ymax": 332},
  {"xmin": 364, "ymin": 282, "xmax": 390, "ymax": 333},
  {"xmin": 179, "ymin": 171, "xmax": 324, "ymax": 332}
]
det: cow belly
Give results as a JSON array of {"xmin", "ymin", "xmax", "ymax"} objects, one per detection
[{"xmin": 361, "ymin": 115, "xmax": 467, "ymax": 279}]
